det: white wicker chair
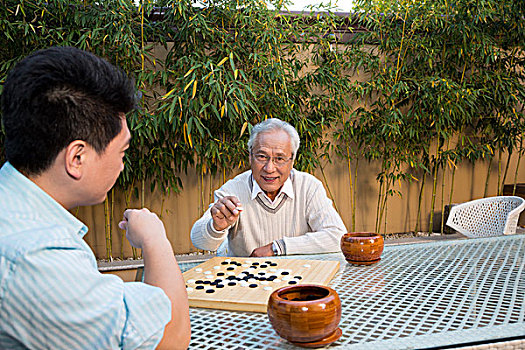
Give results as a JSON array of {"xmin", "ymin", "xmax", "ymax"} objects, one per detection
[{"xmin": 446, "ymin": 196, "xmax": 525, "ymax": 238}]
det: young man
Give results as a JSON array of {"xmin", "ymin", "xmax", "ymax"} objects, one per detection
[
  {"xmin": 0, "ymin": 46, "xmax": 190, "ymax": 349},
  {"xmin": 191, "ymin": 118, "xmax": 347, "ymax": 257}
]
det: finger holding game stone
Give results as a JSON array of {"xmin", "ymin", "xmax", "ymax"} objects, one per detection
[{"xmin": 210, "ymin": 196, "xmax": 242, "ymax": 231}]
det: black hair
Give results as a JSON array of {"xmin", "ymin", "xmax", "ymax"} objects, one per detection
[{"xmin": 0, "ymin": 46, "xmax": 136, "ymax": 175}]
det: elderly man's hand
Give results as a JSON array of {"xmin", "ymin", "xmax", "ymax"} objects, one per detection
[
  {"xmin": 250, "ymin": 243, "xmax": 274, "ymax": 257},
  {"xmin": 210, "ymin": 196, "xmax": 242, "ymax": 231}
]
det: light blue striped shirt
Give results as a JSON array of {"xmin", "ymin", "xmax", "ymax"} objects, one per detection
[{"xmin": 0, "ymin": 162, "xmax": 171, "ymax": 349}]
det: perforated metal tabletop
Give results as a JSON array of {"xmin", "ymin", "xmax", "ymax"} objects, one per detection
[{"xmin": 181, "ymin": 235, "xmax": 525, "ymax": 349}]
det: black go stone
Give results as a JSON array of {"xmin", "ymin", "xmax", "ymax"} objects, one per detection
[
  {"xmin": 260, "ymin": 264, "xmax": 268, "ymax": 268},
  {"xmin": 216, "ymin": 284, "xmax": 225, "ymax": 288},
  {"xmin": 195, "ymin": 280, "xmax": 204, "ymax": 284},
  {"xmin": 252, "ymin": 262, "xmax": 259, "ymax": 265},
  {"xmin": 206, "ymin": 289, "xmax": 215, "ymax": 293},
  {"xmin": 217, "ymin": 272, "xmax": 225, "ymax": 276},
  {"xmin": 294, "ymin": 276, "xmax": 303, "ymax": 280},
  {"xmin": 281, "ymin": 271, "xmax": 290, "ymax": 275},
  {"xmin": 203, "ymin": 281, "xmax": 211, "ymax": 284},
  {"xmin": 228, "ymin": 282, "xmax": 237, "ymax": 286},
  {"xmin": 227, "ymin": 267, "xmax": 235, "ymax": 271},
  {"xmin": 288, "ymin": 280, "xmax": 297, "ymax": 285},
  {"xmin": 249, "ymin": 284, "xmax": 258, "ymax": 288},
  {"xmin": 221, "ymin": 262, "xmax": 228, "ymax": 265},
  {"xmin": 196, "ymin": 286, "xmax": 204, "ymax": 290},
  {"xmin": 270, "ymin": 263, "xmax": 278, "ymax": 266},
  {"xmin": 265, "ymin": 261, "xmax": 272, "ymax": 264}
]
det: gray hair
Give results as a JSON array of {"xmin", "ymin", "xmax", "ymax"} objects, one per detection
[{"xmin": 247, "ymin": 118, "xmax": 300, "ymax": 157}]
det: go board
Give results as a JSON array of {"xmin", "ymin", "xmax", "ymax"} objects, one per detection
[{"xmin": 183, "ymin": 257, "xmax": 340, "ymax": 313}]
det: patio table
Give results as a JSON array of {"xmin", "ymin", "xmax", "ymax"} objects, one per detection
[{"xmin": 180, "ymin": 234, "xmax": 525, "ymax": 349}]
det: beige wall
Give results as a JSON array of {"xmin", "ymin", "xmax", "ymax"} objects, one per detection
[{"xmin": 78, "ymin": 148, "xmax": 524, "ymax": 259}]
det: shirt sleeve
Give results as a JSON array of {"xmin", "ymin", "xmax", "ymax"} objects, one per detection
[
  {"xmin": 283, "ymin": 178, "xmax": 347, "ymax": 255},
  {"xmin": 190, "ymin": 185, "xmax": 236, "ymax": 252},
  {"xmin": 1, "ymin": 243, "xmax": 171, "ymax": 350}
]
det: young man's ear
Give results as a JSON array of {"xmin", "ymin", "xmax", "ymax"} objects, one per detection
[{"xmin": 65, "ymin": 140, "xmax": 88, "ymax": 180}]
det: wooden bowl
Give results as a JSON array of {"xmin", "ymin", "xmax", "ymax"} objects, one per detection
[
  {"xmin": 341, "ymin": 232, "xmax": 384, "ymax": 265},
  {"xmin": 267, "ymin": 284, "xmax": 342, "ymax": 347}
]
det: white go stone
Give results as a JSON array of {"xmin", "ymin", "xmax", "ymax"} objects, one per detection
[
  {"xmin": 195, "ymin": 268, "xmax": 203, "ymax": 272},
  {"xmin": 187, "ymin": 279, "xmax": 196, "ymax": 284},
  {"xmin": 302, "ymin": 264, "xmax": 311, "ymax": 268},
  {"xmin": 213, "ymin": 266, "xmax": 220, "ymax": 270},
  {"xmin": 273, "ymin": 279, "xmax": 282, "ymax": 283},
  {"xmin": 186, "ymin": 287, "xmax": 194, "ymax": 292},
  {"xmin": 204, "ymin": 271, "xmax": 212, "ymax": 275},
  {"xmin": 263, "ymin": 286, "xmax": 273, "ymax": 291}
]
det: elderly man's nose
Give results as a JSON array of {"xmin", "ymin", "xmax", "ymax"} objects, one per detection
[{"xmin": 263, "ymin": 159, "xmax": 276, "ymax": 171}]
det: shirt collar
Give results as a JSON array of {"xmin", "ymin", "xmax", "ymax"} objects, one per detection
[
  {"xmin": 0, "ymin": 162, "xmax": 88, "ymax": 238},
  {"xmin": 251, "ymin": 169, "xmax": 295, "ymax": 201}
]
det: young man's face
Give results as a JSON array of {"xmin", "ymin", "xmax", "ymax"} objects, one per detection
[
  {"xmin": 83, "ymin": 115, "xmax": 131, "ymax": 205},
  {"xmin": 250, "ymin": 129, "xmax": 294, "ymax": 201}
]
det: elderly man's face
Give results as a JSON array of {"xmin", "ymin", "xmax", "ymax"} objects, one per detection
[{"xmin": 250, "ymin": 129, "xmax": 294, "ymax": 201}]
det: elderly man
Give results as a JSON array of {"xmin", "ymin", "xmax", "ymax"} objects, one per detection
[{"xmin": 191, "ymin": 118, "xmax": 347, "ymax": 257}]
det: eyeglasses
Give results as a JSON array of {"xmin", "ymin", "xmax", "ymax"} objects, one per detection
[{"xmin": 252, "ymin": 153, "xmax": 293, "ymax": 166}]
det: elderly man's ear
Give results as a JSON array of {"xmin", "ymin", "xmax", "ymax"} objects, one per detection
[{"xmin": 65, "ymin": 140, "xmax": 88, "ymax": 180}]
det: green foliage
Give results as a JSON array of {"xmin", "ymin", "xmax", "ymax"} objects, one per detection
[
  {"xmin": 334, "ymin": 0, "xmax": 525, "ymax": 231},
  {"xmin": 1, "ymin": 0, "xmax": 524, "ymax": 237}
]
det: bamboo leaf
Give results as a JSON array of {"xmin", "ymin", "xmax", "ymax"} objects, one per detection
[
  {"xmin": 240, "ymin": 121, "xmax": 248, "ymax": 137},
  {"xmin": 192, "ymin": 80, "xmax": 197, "ymax": 99},
  {"xmin": 217, "ymin": 56, "xmax": 228, "ymax": 67}
]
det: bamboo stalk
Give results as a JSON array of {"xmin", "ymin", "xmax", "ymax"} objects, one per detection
[
  {"xmin": 448, "ymin": 165, "xmax": 456, "ymax": 207},
  {"xmin": 346, "ymin": 146, "xmax": 354, "ymax": 231},
  {"xmin": 110, "ymin": 188, "xmax": 114, "ymax": 259},
  {"xmin": 375, "ymin": 176, "xmax": 383, "ymax": 233},
  {"xmin": 484, "ymin": 157, "xmax": 493, "ymax": 197},
  {"xmin": 429, "ymin": 141, "xmax": 440, "ymax": 234},
  {"xmin": 512, "ymin": 136, "xmax": 523, "ymax": 195},
  {"xmin": 353, "ymin": 157, "xmax": 359, "ymax": 231},
  {"xmin": 200, "ymin": 167, "xmax": 205, "ymax": 215},
  {"xmin": 378, "ymin": 179, "xmax": 390, "ymax": 234},
  {"xmin": 209, "ymin": 171, "xmax": 214, "ymax": 204},
  {"xmin": 104, "ymin": 197, "xmax": 112, "ymax": 261},
  {"xmin": 374, "ymin": 172, "xmax": 383, "ymax": 232},
  {"xmin": 415, "ymin": 172, "xmax": 425, "ymax": 233},
  {"xmin": 440, "ymin": 140, "xmax": 449, "ymax": 234},
  {"xmin": 500, "ymin": 151, "xmax": 512, "ymax": 196},
  {"xmin": 497, "ymin": 148, "xmax": 503, "ymax": 196}
]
